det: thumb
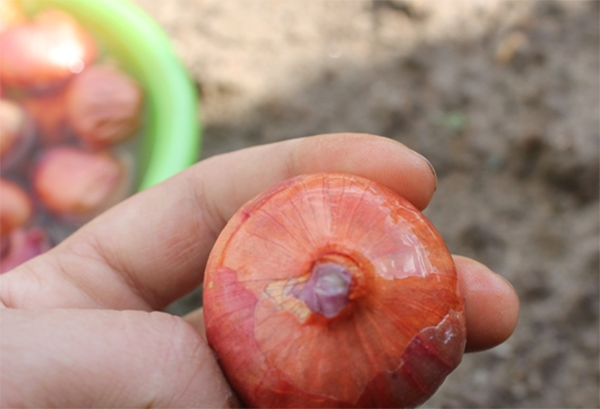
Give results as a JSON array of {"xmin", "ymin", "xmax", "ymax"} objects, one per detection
[{"xmin": 1, "ymin": 309, "xmax": 239, "ymax": 408}]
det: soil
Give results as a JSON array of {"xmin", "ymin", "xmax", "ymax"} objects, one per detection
[{"xmin": 134, "ymin": 1, "xmax": 599, "ymax": 407}]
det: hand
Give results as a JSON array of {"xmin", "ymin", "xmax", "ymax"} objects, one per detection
[{"xmin": 0, "ymin": 133, "xmax": 519, "ymax": 408}]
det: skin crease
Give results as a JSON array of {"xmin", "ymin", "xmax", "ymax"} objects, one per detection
[{"xmin": 0, "ymin": 133, "xmax": 519, "ymax": 408}]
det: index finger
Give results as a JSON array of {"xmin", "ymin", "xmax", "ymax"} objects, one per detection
[{"xmin": 1, "ymin": 133, "xmax": 436, "ymax": 310}]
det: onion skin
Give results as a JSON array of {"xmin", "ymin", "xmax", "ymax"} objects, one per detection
[
  {"xmin": 0, "ymin": 9, "xmax": 96, "ymax": 92},
  {"xmin": 203, "ymin": 173, "xmax": 466, "ymax": 408}
]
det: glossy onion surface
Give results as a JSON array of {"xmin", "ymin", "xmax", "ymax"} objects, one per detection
[
  {"xmin": 203, "ymin": 173, "xmax": 466, "ymax": 408},
  {"xmin": 0, "ymin": 9, "xmax": 96, "ymax": 91}
]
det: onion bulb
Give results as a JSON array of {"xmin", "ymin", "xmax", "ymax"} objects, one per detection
[
  {"xmin": 32, "ymin": 146, "xmax": 131, "ymax": 222},
  {"xmin": 203, "ymin": 173, "xmax": 466, "ymax": 408},
  {"xmin": 0, "ymin": 9, "xmax": 96, "ymax": 92},
  {"xmin": 66, "ymin": 64, "xmax": 144, "ymax": 147}
]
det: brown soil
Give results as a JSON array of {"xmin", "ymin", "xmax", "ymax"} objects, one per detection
[{"xmin": 135, "ymin": 1, "xmax": 599, "ymax": 407}]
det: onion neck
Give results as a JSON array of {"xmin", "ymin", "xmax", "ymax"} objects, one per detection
[{"xmin": 292, "ymin": 261, "xmax": 352, "ymax": 318}]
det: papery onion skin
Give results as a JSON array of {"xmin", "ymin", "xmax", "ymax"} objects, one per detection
[{"xmin": 203, "ymin": 173, "xmax": 466, "ymax": 408}]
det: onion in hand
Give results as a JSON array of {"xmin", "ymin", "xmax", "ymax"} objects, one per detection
[{"xmin": 203, "ymin": 173, "xmax": 466, "ymax": 408}]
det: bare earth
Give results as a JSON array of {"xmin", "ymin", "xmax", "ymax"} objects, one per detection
[{"xmin": 134, "ymin": 1, "xmax": 599, "ymax": 407}]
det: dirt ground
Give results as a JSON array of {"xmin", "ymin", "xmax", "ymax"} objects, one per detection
[{"xmin": 134, "ymin": 1, "xmax": 599, "ymax": 407}]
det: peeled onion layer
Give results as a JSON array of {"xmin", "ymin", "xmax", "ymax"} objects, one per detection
[{"xmin": 204, "ymin": 173, "xmax": 466, "ymax": 408}]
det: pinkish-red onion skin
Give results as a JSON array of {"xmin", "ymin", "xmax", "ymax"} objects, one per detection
[
  {"xmin": 66, "ymin": 65, "xmax": 144, "ymax": 147},
  {"xmin": 0, "ymin": 227, "xmax": 51, "ymax": 274},
  {"xmin": 0, "ymin": 9, "xmax": 97, "ymax": 92},
  {"xmin": 204, "ymin": 173, "xmax": 466, "ymax": 408},
  {"xmin": 32, "ymin": 146, "xmax": 130, "ymax": 222}
]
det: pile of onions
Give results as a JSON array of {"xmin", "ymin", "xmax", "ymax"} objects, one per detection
[
  {"xmin": 203, "ymin": 173, "xmax": 466, "ymax": 408},
  {"xmin": 0, "ymin": 2, "xmax": 143, "ymax": 273}
]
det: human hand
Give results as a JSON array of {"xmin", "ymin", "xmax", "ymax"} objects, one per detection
[{"xmin": 0, "ymin": 133, "xmax": 519, "ymax": 408}]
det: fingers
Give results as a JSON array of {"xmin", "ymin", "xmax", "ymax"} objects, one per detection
[
  {"xmin": 200, "ymin": 133, "xmax": 437, "ymax": 219},
  {"xmin": 454, "ymin": 256, "xmax": 520, "ymax": 352},
  {"xmin": 1, "ymin": 133, "xmax": 436, "ymax": 310},
  {"xmin": 0, "ymin": 309, "xmax": 239, "ymax": 408}
]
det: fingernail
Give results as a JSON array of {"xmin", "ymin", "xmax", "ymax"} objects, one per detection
[{"xmin": 413, "ymin": 151, "xmax": 437, "ymax": 191}]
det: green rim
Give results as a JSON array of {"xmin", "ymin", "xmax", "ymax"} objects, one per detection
[{"xmin": 23, "ymin": 0, "xmax": 200, "ymax": 190}]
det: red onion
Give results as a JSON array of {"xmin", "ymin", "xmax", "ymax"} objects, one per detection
[
  {"xmin": 32, "ymin": 146, "xmax": 131, "ymax": 223},
  {"xmin": 66, "ymin": 65, "xmax": 144, "ymax": 147},
  {"xmin": 0, "ymin": 9, "xmax": 97, "ymax": 92},
  {"xmin": 203, "ymin": 173, "xmax": 466, "ymax": 408}
]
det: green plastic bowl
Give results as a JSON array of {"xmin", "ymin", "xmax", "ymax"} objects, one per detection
[{"xmin": 22, "ymin": 0, "xmax": 200, "ymax": 191}]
